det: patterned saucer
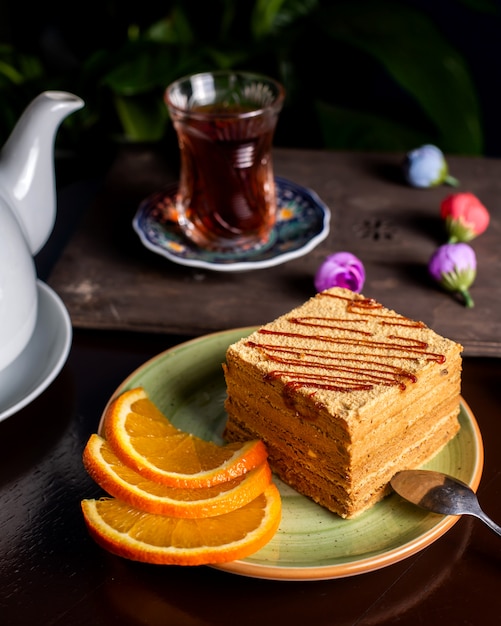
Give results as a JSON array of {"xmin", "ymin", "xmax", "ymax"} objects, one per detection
[{"xmin": 132, "ymin": 177, "xmax": 330, "ymax": 272}]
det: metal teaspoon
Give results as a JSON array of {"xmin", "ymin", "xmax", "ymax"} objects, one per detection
[{"xmin": 391, "ymin": 469, "xmax": 501, "ymax": 537}]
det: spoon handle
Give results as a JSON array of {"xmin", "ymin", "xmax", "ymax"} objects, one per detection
[{"xmin": 478, "ymin": 511, "xmax": 501, "ymax": 537}]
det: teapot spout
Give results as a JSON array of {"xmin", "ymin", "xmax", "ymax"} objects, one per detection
[{"xmin": 0, "ymin": 91, "xmax": 84, "ymax": 255}]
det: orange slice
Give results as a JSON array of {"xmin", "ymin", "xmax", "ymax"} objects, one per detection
[
  {"xmin": 83, "ymin": 433, "xmax": 272, "ymax": 518},
  {"xmin": 103, "ymin": 387, "xmax": 267, "ymax": 487},
  {"xmin": 81, "ymin": 484, "xmax": 282, "ymax": 565}
]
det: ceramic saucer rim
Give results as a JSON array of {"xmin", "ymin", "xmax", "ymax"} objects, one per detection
[
  {"xmin": 0, "ymin": 280, "xmax": 72, "ymax": 422},
  {"xmin": 132, "ymin": 177, "xmax": 330, "ymax": 272}
]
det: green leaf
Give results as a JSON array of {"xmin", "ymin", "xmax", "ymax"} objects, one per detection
[
  {"xmin": 113, "ymin": 94, "xmax": 169, "ymax": 142},
  {"xmin": 101, "ymin": 45, "xmax": 177, "ymax": 95},
  {"xmin": 206, "ymin": 47, "xmax": 253, "ymax": 70},
  {"xmin": 146, "ymin": 8, "xmax": 195, "ymax": 45},
  {"xmin": 315, "ymin": 100, "xmax": 431, "ymax": 152},
  {"xmin": 251, "ymin": 0, "xmax": 318, "ymax": 39},
  {"xmin": 0, "ymin": 61, "xmax": 24, "ymax": 84},
  {"xmin": 316, "ymin": 1, "xmax": 483, "ymax": 154},
  {"xmin": 457, "ymin": 0, "xmax": 499, "ymax": 13},
  {"xmin": 0, "ymin": 45, "xmax": 44, "ymax": 86}
]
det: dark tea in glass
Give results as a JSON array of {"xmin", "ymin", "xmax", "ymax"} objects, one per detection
[{"xmin": 165, "ymin": 72, "xmax": 285, "ymax": 251}]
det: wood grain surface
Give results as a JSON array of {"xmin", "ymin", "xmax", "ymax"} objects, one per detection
[{"xmin": 48, "ymin": 147, "xmax": 501, "ymax": 356}]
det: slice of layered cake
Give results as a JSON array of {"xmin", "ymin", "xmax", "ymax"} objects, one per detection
[{"xmin": 223, "ymin": 287, "xmax": 462, "ymax": 518}]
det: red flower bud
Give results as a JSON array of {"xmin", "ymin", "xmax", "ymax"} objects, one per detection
[{"xmin": 440, "ymin": 192, "xmax": 490, "ymax": 243}]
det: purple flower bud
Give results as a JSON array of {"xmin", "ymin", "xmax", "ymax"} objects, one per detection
[
  {"xmin": 428, "ymin": 243, "xmax": 476, "ymax": 307},
  {"xmin": 315, "ymin": 252, "xmax": 365, "ymax": 293},
  {"xmin": 403, "ymin": 144, "xmax": 458, "ymax": 188}
]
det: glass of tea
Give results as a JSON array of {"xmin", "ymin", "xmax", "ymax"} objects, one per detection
[{"xmin": 165, "ymin": 71, "xmax": 285, "ymax": 252}]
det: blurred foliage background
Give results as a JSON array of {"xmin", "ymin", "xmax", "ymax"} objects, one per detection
[{"xmin": 1, "ymin": 0, "xmax": 500, "ymax": 172}]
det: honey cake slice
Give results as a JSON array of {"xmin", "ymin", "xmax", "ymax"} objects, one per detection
[{"xmin": 223, "ymin": 287, "xmax": 462, "ymax": 518}]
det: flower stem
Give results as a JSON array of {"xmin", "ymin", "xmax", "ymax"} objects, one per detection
[
  {"xmin": 460, "ymin": 289, "xmax": 474, "ymax": 308},
  {"xmin": 444, "ymin": 175, "xmax": 459, "ymax": 187}
]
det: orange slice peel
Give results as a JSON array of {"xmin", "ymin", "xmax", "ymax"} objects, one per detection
[
  {"xmin": 83, "ymin": 433, "xmax": 272, "ymax": 518},
  {"xmin": 82, "ymin": 386, "xmax": 281, "ymax": 565},
  {"xmin": 103, "ymin": 387, "xmax": 268, "ymax": 487},
  {"xmin": 81, "ymin": 484, "xmax": 282, "ymax": 565}
]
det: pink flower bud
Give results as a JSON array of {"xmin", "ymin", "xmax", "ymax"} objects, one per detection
[{"xmin": 440, "ymin": 192, "xmax": 490, "ymax": 243}]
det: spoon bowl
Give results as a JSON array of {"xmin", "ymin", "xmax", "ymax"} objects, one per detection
[{"xmin": 391, "ymin": 469, "xmax": 501, "ymax": 538}]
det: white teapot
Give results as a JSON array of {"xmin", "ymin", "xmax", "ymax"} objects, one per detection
[{"xmin": 0, "ymin": 91, "xmax": 84, "ymax": 372}]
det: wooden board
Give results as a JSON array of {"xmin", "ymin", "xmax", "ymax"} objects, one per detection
[{"xmin": 48, "ymin": 147, "xmax": 501, "ymax": 356}]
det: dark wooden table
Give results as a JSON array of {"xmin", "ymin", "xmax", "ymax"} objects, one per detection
[
  {"xmin": 1, "ymin": 148, "xmax": 500, "ymax": 625},
  {"xmin": 49, "ymin": 146, "xmax": 501, "ymax": 356}
]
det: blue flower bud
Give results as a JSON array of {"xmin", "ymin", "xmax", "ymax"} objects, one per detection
[{"xmin": 403, "ymin": 144, "xmax": 458, "ymax": 188}]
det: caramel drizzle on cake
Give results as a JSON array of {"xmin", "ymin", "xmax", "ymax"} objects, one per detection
[{"xmin": 245, "ymin": 292, "xmax": 446, "ymax": 395}]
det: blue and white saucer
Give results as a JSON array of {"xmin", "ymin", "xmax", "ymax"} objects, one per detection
[{"xmin": 133, "ymin": 177, "xmax": 330, "ymax": 272}]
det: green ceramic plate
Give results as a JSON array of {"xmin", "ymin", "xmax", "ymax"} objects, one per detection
[{"xmin": 103, "ymin": 328, "xmax": 484, "ymax": 581}]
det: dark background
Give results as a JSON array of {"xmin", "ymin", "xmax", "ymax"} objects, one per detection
[{"xmin": 1, "ymin": 0, "xmax": 500, "ymax": 162}]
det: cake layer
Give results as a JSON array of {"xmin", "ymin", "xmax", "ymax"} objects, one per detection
[
  {"xmin": 224, "ymin": 407, "xmax": 460, "ymax": 517},
  {"xmin": 224, "ymin": 391, "xmax": 460, "ymax": 485},
  {"xmin": 223, "ymin": 287, "xmax": 463, "ymax": 518}
]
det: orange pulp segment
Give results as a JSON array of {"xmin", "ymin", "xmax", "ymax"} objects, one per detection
[
  {"xmin": 81, "ymin": 484, "xmax": 282, "ymax": 565},
  {"xmin": 103, "ymin": 387, "xmax": 268, "ymax": 487},
  {"xmin": 83, "ymin": 433, "xmax": 272, "ymax": 518}
]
